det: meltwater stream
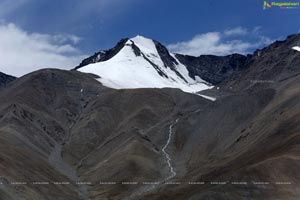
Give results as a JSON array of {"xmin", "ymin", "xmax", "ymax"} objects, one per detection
[
  {"xmin": 126, "ymin": 119, "xmax": 180, "ymax": 200},
  {"xmin": 162, "ymin": 118, "xmax": 179, "ymax": 180}
]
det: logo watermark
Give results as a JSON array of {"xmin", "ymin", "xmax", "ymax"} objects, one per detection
[{"xmin": 263, "ymin": 1, "xmax": 300, "ymax": 9}]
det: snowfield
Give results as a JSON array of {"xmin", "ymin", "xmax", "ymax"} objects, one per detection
[{"xmin": 78, "ymin": 36, "xmax": 214, "ymax": 99}]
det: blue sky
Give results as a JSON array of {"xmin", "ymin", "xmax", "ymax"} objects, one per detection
[{"xmin": 0, "ymin": 0, "xmax": 299, "ymax": 76}]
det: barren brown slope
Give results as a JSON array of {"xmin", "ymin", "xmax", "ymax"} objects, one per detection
[
  {"xmin": 0, "ymin": 69, "xmax": 210, "ymax": 200},
  {"xmin": 141, "ymin": 74, "xmax": 300, "ymax": 200},
  {"xmin": 0, "ymin": 67, "xmax": 300, "ymax": 199},
  {"xmin": 140, "ymin": 35, "xmax": 300, "ymax": 200},
  {"xmin": 1, "ymin": 34, "xmax": 300, "ymax": 200}
]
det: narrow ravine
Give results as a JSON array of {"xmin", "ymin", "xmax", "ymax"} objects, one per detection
[
  {"xmin": 162, "ymin": 118, "xmax": 179, "ymax": 180},
  {"xmin": 48, "ymin": 143, "xmax": 89, "ymax": 199},
  {"xmin": 48, "ymin": 88, "xmax": 90, "ymax": 199},
  {"xmin": 48, "ymin": 144, "xmax": 78, "ymax": 181}
]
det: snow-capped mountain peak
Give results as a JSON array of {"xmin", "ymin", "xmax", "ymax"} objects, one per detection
[
  {"xmin": 129, "ymin": 35, "xmax": 156, "ymax": 53},
  {"xmin": 76, "ymin": 35, "xmax": 214, "ymax": 95}
]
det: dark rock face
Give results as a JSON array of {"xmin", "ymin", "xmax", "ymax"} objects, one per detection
[
  {"xmin": 129, "ymin": 39, "xmax": 170, "ymax": 78},
  {"xmin": 153, "ymin": 40, "xmax": 179, "ymax": 70},
  {"xmin": 153, "ymin": 40, "xmax": 189, "ymax": 82},
  {"xmin": 175, "ymin": 53, "xmax": 250, "ymax": 85},
  {"xmin": 177, "ymin": 33, "xmax": 300, "ymax": 87},
  {"xmin": 0, "ymin": 72, "xmax": 16, "ymax": 88},
  {"xmin": 221, "ymin": 33, "xmax": 300, "ymax": 91},
  {"xmin": 74, "ymin": 38, "xmax": 129, "ymax": 70}
]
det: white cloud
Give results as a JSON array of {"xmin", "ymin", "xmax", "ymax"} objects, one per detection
[
  {"xmin": 0, "ymin": 23, "xmax": 86, "ymax": 77},
  {"xmin": 167, "ymin": 27, "xmax": 273, "ymax": 56},
  {"xmin": 224, "ymin": 27, "xmax": 248, "ymax": 36},
  {"xmin": 52, "ymin": 34, "xmax": 81, "ymax": 45}
]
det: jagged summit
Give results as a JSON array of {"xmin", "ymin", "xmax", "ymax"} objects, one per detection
[{"xmin": 76, "ymin": 35, "xmax": 214, "ymax": 95}]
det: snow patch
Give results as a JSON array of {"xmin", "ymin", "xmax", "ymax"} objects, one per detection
[
  {"xmin": 292, "ymin": 46, "xmax": 300, "ymax": 52},
  {"xmin": 197, "ymin": 94, "xmax": 216, "ymax": 101}
]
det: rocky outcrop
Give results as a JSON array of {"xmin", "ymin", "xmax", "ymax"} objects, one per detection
[
  {"xmin": 0, "ymin": 71, "xmax": 16, "ymax": 88},
  {"xmin": 74, "ymin": 38, "xmax": 129, "ymax": 70},
  {"xmin": 175, "ymin": 53, "xmax": 250, "ymax": 85}
]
